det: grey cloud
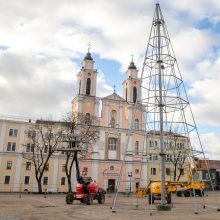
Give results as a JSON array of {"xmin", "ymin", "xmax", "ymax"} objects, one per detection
[
  {"xmin": 0, "ymin": 50, "xmax": 75, "ymax": 119},
  {"xmin": 0, "ymin": 52, "xmax": 34, "ymax": 80}
]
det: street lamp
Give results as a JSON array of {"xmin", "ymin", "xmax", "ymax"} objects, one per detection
[{"xmin": 128, "ymin": 172, "xmax": 132, "ymax": 194}]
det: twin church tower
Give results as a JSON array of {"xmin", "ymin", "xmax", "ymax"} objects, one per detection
[{"xmin": 72, "ymin": 50, "xmax": 143, "ymax": 130}]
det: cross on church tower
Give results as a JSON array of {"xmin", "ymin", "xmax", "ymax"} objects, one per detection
[
  {"xmin": 131, "ymin": 54, "xmax": 134, "ymax": 62},
  {"xmin": 87, "ymin": 42, "xmax": 92, "ymax": 52},
  {"xmin": 113, "ymin": 85, "xmax": 116, "ymax": 93}
]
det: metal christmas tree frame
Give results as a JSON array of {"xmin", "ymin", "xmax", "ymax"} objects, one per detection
[{"xmin": 111, "ymin": 3, "xmax": 219, "ymax": 215}]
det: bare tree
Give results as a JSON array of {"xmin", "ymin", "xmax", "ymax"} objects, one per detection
[
  {"xmin": 62, "ymin": 113, "xmax": 99, "ymax": 193},
  {"xmin": 23, "ymin": 120, "xmax": 63, "ymax": 193},
  {"xmin": 167, "ymin": 132, "xmax": 188, "ymax": 181}
]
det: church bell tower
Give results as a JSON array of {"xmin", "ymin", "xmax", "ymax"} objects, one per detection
[{"xmin": 72, "ymin": 49, "xmax": 100, "ymax": 120}]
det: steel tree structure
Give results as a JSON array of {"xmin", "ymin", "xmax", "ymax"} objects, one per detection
[
  {"xmin": 111, "ymin": 3, "xmax": 219, "ymax": 213},
  {"xmin": 141, "ymin": 3, "xmax": 217, "ymax": 207}
]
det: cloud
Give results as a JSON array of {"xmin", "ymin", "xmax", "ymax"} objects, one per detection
[
  {"xmin": 188, "ymin": 79, "xmax": 220, "ymax": 126},
  {"xmin": 97, "ymin": 71, "xmax": 113, "ymax": 98},
  {"xmin": 0, "ymin": 0, "xmax": 154, "ymax": 120},
  {"xmin": 0, "ymin": 0, "xmax": 220, "ymax": 163},
  {"xmin": 201, "ymin": 132, "xmax": 220, "ymax": 160},
  {"xmin": 0, "ymin": 50, "xmax": 75, "ymax": 119}
]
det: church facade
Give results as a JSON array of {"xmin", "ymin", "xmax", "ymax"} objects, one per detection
[{"xmin": 71, "ymin": 51, "xmax": 147, "ymax": 192}]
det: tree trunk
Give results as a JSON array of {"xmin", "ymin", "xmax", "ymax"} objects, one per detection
[
  {"xmin": 177, "ymin": 172, "xmax": 181, "ymax": 181},
  {"xmin": 37, "ymin": 178, "xmax": 43, "ymax": 193},
  {"xmin": 65, "ymin": 153, "xmax": 76, "ymax": 193},
  {"xmin": 74, "ymin": 152, "xmax": 80, "ymax": 180},
  {"xmin": 67, "ymin": 175, "xmax": 72, "ymax": 193},
  {"xmin": 173, "ymin": 163, "xmax": 177, "ymax": 181}
]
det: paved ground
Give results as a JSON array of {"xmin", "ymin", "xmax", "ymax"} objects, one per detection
[{"xmin": 0, "ymin": 191, "xmax": 220, "ymax": 220}]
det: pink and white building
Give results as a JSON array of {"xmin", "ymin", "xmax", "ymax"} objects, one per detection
[{"xmin": 71, "ymin": 51, "xmax": 147, "ymax": 192}]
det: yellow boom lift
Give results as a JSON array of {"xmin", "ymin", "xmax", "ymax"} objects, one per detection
[{"xmin": 136, "ymin": 180, "xmax": 205, "ymax": 204}]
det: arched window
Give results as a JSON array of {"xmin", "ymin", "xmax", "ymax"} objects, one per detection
[
  {"xmin": 135, "ymin": 141, "xmax": 139, "ymax": 155},
  {"xmin": 133, "ymin": 86, "xmax": 137, "ymax": 103},
  {"xmin": 86, "ymin": 78, "xmax": 91, "ymax": 95},
  {"xmin": 135, "ymin": 119, "xmax": 139, "ymax": 130},
  {"xmin": 85, "ymin": 113, "xmax": 91, "ymax": 125},
  {"xmin": 79, "ymin": 80, "xmax": 81, "ymax": 94},
  {"xmin": 110, "ymin": 110, "xmax": 117, "ymax": 128},
  {"xmin": 125, "ymin": 87, "xmax": 128, "ymax": 102}
]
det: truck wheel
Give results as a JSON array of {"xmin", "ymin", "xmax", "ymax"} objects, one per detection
[
  {"xmin": 86, "ymin": 193, "xmax": 93, "ymax": 205},
  {"xmin": 183, "ymin": 190, "xmax": 190, "ymax": 197},
  {"xmin": 176, "ymin": 191, "xmax": 182, "ymax": 197},
  {"xmin": 80, "ymin": 198, "xmax": 85, "ymax": 203},
  {"xmin": 148, "ymin": 194, "xmax": 154, "ymax": 204},
  {"xmin": 66, "ymin": 193, "xmax": 74, "ymax": 204},
  {"xmin": 191, "ymin": 190, "xmax": 195, "ymax": 197},
  {"xmin": 167, "ymin": 193, "xmax": 172, "ymax": 204},
  {"xmin": 98, "ymin": 193, "xmax": 105, "ymax": 204}
]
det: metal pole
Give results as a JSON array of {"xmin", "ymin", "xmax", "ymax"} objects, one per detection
[
  {"xmin": 128, "ymin": 172, "xmax": 132, "ymax": 194},
  {"xmin": 155, "ymin": 3, "xmax": 166, "ymax": 205}
]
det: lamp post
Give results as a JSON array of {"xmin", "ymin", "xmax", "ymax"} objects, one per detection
[{"xmin": 128, "ymin": 172, "xmax": 132, "ymax": 194}]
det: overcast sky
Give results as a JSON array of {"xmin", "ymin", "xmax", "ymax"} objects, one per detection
[{"xmin": 0, "ymin": 0, "xmax": 220, "ymax": 159}]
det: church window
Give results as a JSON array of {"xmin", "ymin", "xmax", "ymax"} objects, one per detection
[
  {"xmin": 108, "ymin": 138, "xmax": 117, "ymax": 151},
  {"xmin": 79, "ymin": 80, "xmax": 81, "ymax": 94},
  {"xmin": 86, "ymin": 78, "xmax": 91, "ymax": 95},
  {"xmin": 110, "ymin": 110, "xmax": 117, "ymax": 128},
  {"xmin": 85, "ymin": 113, "xmax": 91, "ymax": 125},
  {"xmin": 135, "ymin": 119, "xmax": 139, "ymax": 130},
  {"xmin": 126, "ymin": 87, "xmax": 128, "ymax": 102},
  {"xmin": 133, "ymin": 86, "xmax": 137, "ymax": 103},
  {"xmin": 134, "ymin": 141, "xmax": 139, "ymax": 155}
]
